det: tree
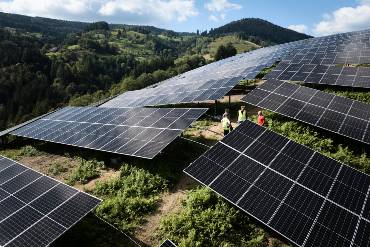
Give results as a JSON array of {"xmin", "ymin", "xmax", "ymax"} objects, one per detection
[
  {"xmin": 85, "ymin": 21, "xmax": 109, "ymax": 31},
  {"xmin": 214, "ymin": 43, "xmax": 237, "ymax": 61}
]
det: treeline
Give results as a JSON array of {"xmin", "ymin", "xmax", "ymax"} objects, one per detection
[
  {"xmin": 0, "ymin": 12, "xmax": 88, "ymax": 41},
  {"xmin": 0, "ymin": 26, "xmax": 205, "ymax": 129},
  {"xmin": 0, "ymin": 28, "xmax": 56, "ymax": 128},
  {"xmin": 208, "ymin": 18, "xmax": 311, "ymax": 45},
  {"xmin": 70, "ymin": 54, "xmax": 206, "ymax": 106}
]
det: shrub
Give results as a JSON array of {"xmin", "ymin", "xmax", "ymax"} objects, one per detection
[
  {"xmin": 160, "ymin": 187, "xmax": 268, "ymax": 247},
  {"xmin": 19, "ymin": 145, "xmax": 41, "ymax": 157},
  {"xmin": 67, "ymin": 158, "xmax": 105, "ymax": 185},
  {"xmin": 94, "ymin": 164, "xmax": 167, "ymax": 233},
  {"xmin": 48, "ymin": 162, "xmax": 67, "ymax": 176}
]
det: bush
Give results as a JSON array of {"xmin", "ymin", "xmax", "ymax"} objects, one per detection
[
  {"xmin": 214, "ymin": 43, "xmax": 237, "ymax": 61},
  {"xmin": 160, "ymin": 187, "xmax": 268, "ymax": 247},
  {"xmin": 48, "ymin": 162, "xmax": 67, "ymax": 176},
  {"xmin": 94, "ymin": 164, "xmax": 167, "ymax": 233},
  {"xmin": 67, "ymin": 158, "xmax": 105, "ymax": 185},
  {"xmin": 19, "ymin": 145, "xmax": 41, "ymax": 157}
]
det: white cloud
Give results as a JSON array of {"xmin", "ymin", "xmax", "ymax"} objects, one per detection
[
  {"xmin": 287, "ymin": 24, "xmax": 308, "ymax": 34},
  {"xmin": 99, "ymin": 0, "xmax": 198, "ymax": 22},
  {"xmin": 209, "ymin": 15, "xmax": 219, "ymax": 22},
  {"xmin": 204, "ymin": 0, "xmax": 241, "ymax": 23},
  {"xmin": 314, "ymin": 2, "xmax": 370, "ymax": 36},
  {"xmin": 205, "ymin": 0, "xmax": 241, "ymax": 12},
  {"xmin": 208, "ymin": 13, "xmax": 226, "ymax": 22},
  {"xmin": 0, "ymin": 0, "xmax": 198, "ymax": 24},
  {"xmin": 0, "ymin": 0, "xmax": 93, "ymax": 18}
]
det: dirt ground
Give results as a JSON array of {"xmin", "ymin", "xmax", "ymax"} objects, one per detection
[
  {"xmin": 19, "ymin": 153, "xmax": 119, "ymax": 191},
  {"xmin": 19, "ymin": 154, "xmax": 78, "ymax": 183},
  {"xmin": 135, "ymin": 175, "xmax": 197, "ymax": 246}
]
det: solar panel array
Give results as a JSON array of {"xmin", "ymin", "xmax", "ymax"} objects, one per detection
[
  {"xmin": 242, "ymin": 79, "xmax": 370, "ymax": 144},
  {"xmin": 160, "ymin": 239, "xmax": 177, "ymax": 247},
  {"xmin": 282, "ymin": 29, "xmax": 370, "ymax": 65},
  {"xmin": 0, "ymin": 155, "xmax": 101, "ymax": 247},
  {"xmin": 100, "ymin": 28, "xmax": 370, "ymax": 108},
  {"xmin": 184, "ymin": 120, "xmax": 370, "ymax": 247},
  {"xmin": 101, "ymin": 41, "xmax": 304, "ymax": 108},
  {"xmin": 10, "ymin": 106, "xmax": 207, "ymax": 159},
  {"xmin": 264, "ymin": 62, "xmax": 370, "ymax": 88}
]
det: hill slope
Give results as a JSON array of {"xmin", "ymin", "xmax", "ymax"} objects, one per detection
[
  {"xmin": 0, "ymin": 12, "xmax": 191, "ymax": 40},
  {"xmin": 208, "ymin": 18, "xmax": 312, "ymax": 45},
  {"xmin": 0, "ymin": 13, "xmax": 311, "ymax": 130}
]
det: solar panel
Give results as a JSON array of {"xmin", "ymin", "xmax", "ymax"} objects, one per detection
[
  {"xmin": 184, "ymin": 120, "xmax": 370, "ymax": 247},
  {"xmin": 264, "ymin": 62, "xmax": 370, "ymax": 88},
  {"xmin": 101, "ymin": 40, "xmax": 304, "ymax": 108},
  {"xmin": 242, "ymin": 80, "xmax": 370, "ymax": 144},
  {"xmin": 281, "ymin": 29, "xmax": 370, "ymax": 65},
  {"xmin": 0, "ymin": 155, "xmax": 101, "ymax": 247},
  {"xmin": 160, "ymin": 239, "xmax": 177, "ymax": 247},
  {"xmin": 9, "ymin": 106, "xmax": 207, "ymax": 159}
]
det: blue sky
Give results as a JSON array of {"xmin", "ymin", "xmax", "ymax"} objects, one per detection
[{"xmin": 1, "ymin": 0, "xmax": 370, "ymax": 36}]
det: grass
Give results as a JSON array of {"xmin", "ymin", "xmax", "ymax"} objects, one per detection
[
  {"xmin": 1, "ymin": 144, "xmax": 43, "ymax": 160},
  {"xmin": 207, "ymin": 35, "xmax": 260, "ymax": 58}
]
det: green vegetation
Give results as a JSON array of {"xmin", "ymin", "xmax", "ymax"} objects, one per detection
[
  {"xmin": 48, "ymin": 162, "xmax": 68, "ymax": 176},
  {"xmin": 94, "ymin": 164, "xmax": 168, "ymax": 233},
  {"xmin": 0, "ymin": 13, "xmax": 312, "ymax": 131},
  {"xmin": 67, "ymin": 158, "xmax": 105, "ymax": 185},
  {"xmin": 207, "ymin": 35, "xmax": 259, "ymax": 57},
  {"xmin": 160, "ymin": 187, "xmax": 267, "ymax": 247},
  {"xmin": 214, "ymin": 43, "xmax": 237, "ymax": 61},
  {"xmin": 19, "ymin": 145, "xmax": 42, "ymax": 157},
  {"xmin": 324, "ymin": 89, "xmax": 370, "ymax": 104},
  {"xmin": 208, "ymin": 18, "xmax": 311, "ymax": 45},
  {"xmin": 252, "ymin": 112, "xmax": 370, "ymax": 173}
]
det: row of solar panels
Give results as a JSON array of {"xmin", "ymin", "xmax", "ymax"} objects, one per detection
[
  {"xmin": 243, "ymin": 79, "xmax": 370, "ymax": 144},
  {"xmin": 1, "ymin": 28, "xmax": 370, "ymax": 247},
  {"xmin": 185, "ymin": 120, "xmax": 370, "ymax": 247},
  {"xmin": 100, "ymin": 28, "xmax": 370, "ymax": 109},
  {"xmin": 9, "ymin": 107, "xmax": 207, "ymax": 159},
  {"xmin": 0, "ymin": 156, "xmax": 100, "ymax": 247},
  {"xmin": 265, "ymin": 62, "xmax": 370, "ymax": 88}
]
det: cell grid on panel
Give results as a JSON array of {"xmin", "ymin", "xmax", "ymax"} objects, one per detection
[
  {"xmin": 269, "ymin": 204, "xmax": 313, "ymax": 246},
  {"xmin": 210, "ymin": 170, "xmax": 251, "ymax": 203},
  {"xmin": 184, "ymin": 156, "xmax": 225, "ymax": 185},
  {"xmin": 237, "ymin": 186, "xmax": 281, "ymax": 224},
  {"xmin": 254, "ymin": 169, "xmax": 294, "ymax": 200}
]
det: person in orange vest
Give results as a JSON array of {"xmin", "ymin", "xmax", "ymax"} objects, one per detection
[{"xmin": 257, "ymin": 111, "xmax": 265, "ymax": 126}]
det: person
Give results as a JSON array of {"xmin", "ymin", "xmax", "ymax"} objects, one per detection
[
  {"xmin": 222, "ymin": 108, "xmax": 230, "ymax": 118},
  {"xmin": 237, "ymin": 106, "xmax": 247, "ymax": 124},
  {"xmin": 221, "ymin": 113, "xmax": 233, "ymax": 135},
  {"xmin": 257, "ymin": 111, "xmax": 265, "ymax": 126}
]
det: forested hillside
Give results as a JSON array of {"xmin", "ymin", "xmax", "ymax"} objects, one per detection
[
  {"xmin": 208, "ymin": 18, "xmax": 311, "ymax": 45},
  {"xmin": 0, "ymin": 13, "xmax": 309, "ymax": 131}
]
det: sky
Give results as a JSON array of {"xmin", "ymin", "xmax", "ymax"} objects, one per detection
[{"xmin": 1, "ymin": 0, "xmax": 370, "ymax": 36}]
